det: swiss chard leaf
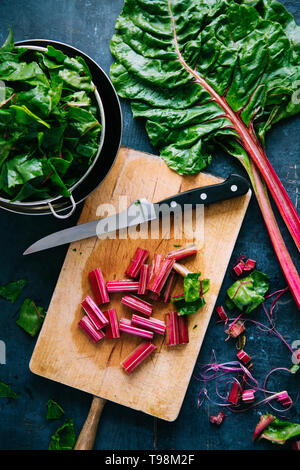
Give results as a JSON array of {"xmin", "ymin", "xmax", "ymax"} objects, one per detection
[
  {"xmin": 0, "ymin": 279, "xmax": 27, "ymax": 303},
  {"xmin": 0, "ymin": 381, "xmax": 17, "ymax": 399},
  {"xmin": 46, "ymin": 399, "xmax": 65, "ymax": 420},
  {"xmin": 48, "ymin": 419, "xmax": 76, "ymax": 450},
  {"xmin": 227, "ymin": 271, "xmax": 269, "ymax": 313},
  {"xmin": 261, "ymin": 415, "xmax": 300, "ymax": 445},
  {"xmin": 16, "ymin": 298, "xmax": 45, "ymax": 337},
  {"xmin": 110, "ymin": 0, "xmax": 300, "ymax": 176}
]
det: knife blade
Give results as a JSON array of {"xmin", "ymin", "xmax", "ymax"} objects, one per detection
[{"xmin": 23, "ymin": 174, "xmax": 249, "ymax": 255}]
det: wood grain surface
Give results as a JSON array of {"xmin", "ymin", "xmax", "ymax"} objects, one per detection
[{"xmin": 30, "ymin": 147, "xmax": 251, "ymax": 421}]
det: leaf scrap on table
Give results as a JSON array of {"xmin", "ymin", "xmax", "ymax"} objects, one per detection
[{"xmin": 16, "ymin": 298, "xmax": 45, "ymax": 337}]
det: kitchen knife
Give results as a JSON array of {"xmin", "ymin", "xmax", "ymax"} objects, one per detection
[{"xmin": 23, "ymin": 174, "xmax": 249, "ymax": 255}]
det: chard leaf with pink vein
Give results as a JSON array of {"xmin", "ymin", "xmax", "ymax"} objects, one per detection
[{"xmin": 110, "ymin": 0, "xmax": 300, "ymax": 307}]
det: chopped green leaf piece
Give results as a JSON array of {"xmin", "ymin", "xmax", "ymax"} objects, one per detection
[
  {"xmin": 261, "ymin": 415, "xmax": 300, "ymax": 445},
  {"xmin": 290, "ymin": 364, "xmax": 300, "ymax": 374},
  {"xmin": 175, "ymin": 296, "xmax": 206, "ymax": 316},
  {"xmin": 227, "ymin": 271, "xmax": 269, "ymax": 313},
  {"xmin": 16, "ymin": 298, "xmax": 45, "ymax": 337},
  {"xmin": 0, "ymin": 381, "xmax": 17, "ymax": 398},
  {"xmin": 46, "ymin": 399, "xmax": 65, "ymax": 420},
  {"xmin": 184, "ymin": 273, "xmax": 201, "ymax": 303},
  {"xmin": 0, "ymin": 279, "xmax": 27, "ymax": 303},
  {"xmin": 48, "ymin": 418, "xmax": 76, "ymax": 450},
  {"xmin": 173, "ymin": 274, "xmax": 209, "ymax": 316}
]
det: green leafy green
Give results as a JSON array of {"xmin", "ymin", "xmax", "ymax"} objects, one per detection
[
  {"xmin": 227, "ymin": 271, "xmax": 269, "ymax": 313},
  {"xmin": 0, "ymin": 279, "xmax": 27, "ymax": 303},
  {"xmin": 174, "ymin": 296, "xmax": 206, "ymax": 316},
  {"xmin": 110, "ymin": 0, "xmax": 300, "ymax": 175},
  {"xmin": 46, "ymin": 399, "xmax": 65, "ymax": 420},
  {"xmin": 184, "ymin": 273, "xmax": 201, "ymax": 302},
  {"xmin": 48, "ymin": 418, "xmax": 76, "ymax": 450},
  {"xmin": 173, "ymin": 275, "xmax": 210, "ymax": 315},
  {"xmin": 261, "ymin": 415, "xmax": 300, "ymax": 445},
  {"xmin": 0, "ymin": 32, "xmax": 101, "ymax": 202},
  {"xmin": 16, "ymin": 298, "xmax": 45, "ymax": 337},
  {"xmin": 0, "ymin": 381, "xmax": 17, "ymax": 398},
  {"xmin": 290, "ymin": 364, "xmax": 300, "ymax": 374}
]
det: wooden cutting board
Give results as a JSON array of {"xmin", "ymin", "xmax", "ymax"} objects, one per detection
[{"xmin": 30, "ymin": 146, "xmax": 251, "ymax": 421}]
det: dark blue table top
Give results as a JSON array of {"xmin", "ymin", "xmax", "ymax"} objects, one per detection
[{"xmin": 0, "ymin": 0, "xmax": 299, "ymax": 451}]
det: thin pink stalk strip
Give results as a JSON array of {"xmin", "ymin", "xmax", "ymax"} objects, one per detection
[
  {"xmin": 121, "ymin": 341, "xmax": 157, "ymax": 374},
  {"xmin": 121, "ymin": 295, "xmax": 152, "ymax": 316},
  {"xmin": 119, "ymin": 318, "xmax": 154, "ymax": 340}
]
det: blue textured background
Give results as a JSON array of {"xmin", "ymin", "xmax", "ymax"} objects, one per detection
[{"xmin": 0, "ymin": 0, "xmax": 299, "ymax": 451}]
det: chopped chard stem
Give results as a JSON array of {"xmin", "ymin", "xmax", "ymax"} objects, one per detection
[
  {"xmin": 119, "ymin": 318, "xmax": 154, "ymax": 340},
  {"xmin": 131, "ymin": 314, "xmax": 166, "ymax": 335},
  {"xmin": 121, "ymin": 295, "xmax": 152, "ymax": 316},
  {"xmin": 173, "ymin": 263, "xmax": 192, "ymax": 278},
  {"xmin": 138, "ymin": 264, "xmax": 149, "ymax": 295},
  {"xmin": 125, "ymin": 248, "xmax": 149, "ymax": 279},
  {"xmin": 210, "ymin": 411, "xmax": 225, "ymax": 426},
  {"xmin": 89, "ymin": 268, "xmax": 109, "ymax": 305},
  {"xmin": 237, "ymin": 350, "xmax": 251, "ymax": 365},
  {"xmin": 103, "ymin": 309, "xmax": 120, "ymax": 339},
  {"xmin": 121, "ymin": 341, "xmax": 157, "ymax": 374},
  {"xmin": 106, "ymin": 280, "xmax": 139, "ymax": 292},
  {"xmin": 81, "ymin": 296, "xmax": 108, "ymax": 330},
  {"xmin": 165, "ymin": 244, "xmax": 197, "ymax": 261},
  {"xmin": 148, "ymin": 258, "xmax": 175, "ymax": 294},
  {"xmin": 78, "ymin": 316, "xmax": 105, "ymax": 343}
]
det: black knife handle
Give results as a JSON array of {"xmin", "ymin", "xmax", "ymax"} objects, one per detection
[{"xmin": 159, "ymin": 174, "xmax": 250, "ymax": 209}]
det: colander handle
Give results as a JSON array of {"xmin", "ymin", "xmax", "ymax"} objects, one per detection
[{"xmin": 48, "ymin": 194, "xmax": 76, "ymax": 219}]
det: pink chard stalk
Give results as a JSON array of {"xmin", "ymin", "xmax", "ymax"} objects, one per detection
[
  {"xmin": 121, "ymin": 341, "xmax": 157, "ymax": 374},
  {"xmin": 121, "ymin": 295, "xmax": 152, "ymax": 316},
  {"xmin": 106, "ymin": 280, "xmax": 139, "ymax": 292},
  {"xmin": 81, "ymin": 296, "xmax": 109, "ymax": 330},
  {"xmin": 125, "ymin": 247, "xmax": 149, "ymax": 279},
  {"xmin": 119, "ymin": 318, "xmax": 154, "ymax": 340},
  {"xmin": 78, "ymin": 316, "xmax": 106, "ymax": 343},
  {"xmin": 89, "ymin": 268, "xmax": 110, "ymax": 305},
  {"xmin": 104, "ymin": 309, "xmax": 120, "ymax": 339}
]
